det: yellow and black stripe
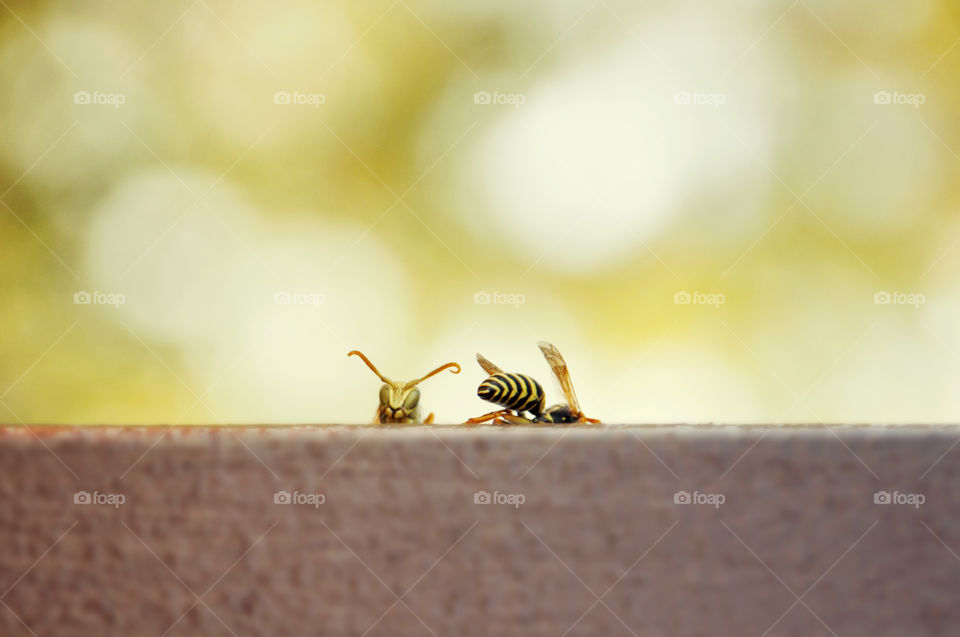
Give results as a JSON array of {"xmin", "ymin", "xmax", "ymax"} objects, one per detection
[{"xmin": 477, "ymin": 373, "xmax": 545, "ymax": 415}]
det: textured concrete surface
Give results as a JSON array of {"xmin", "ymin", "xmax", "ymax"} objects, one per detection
[{"xmin": 0, "ymin": 425, "xmax": 958, "ymax": 636}]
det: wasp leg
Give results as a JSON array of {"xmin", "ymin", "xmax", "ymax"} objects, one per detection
[
  {"xmin": 423, "ymin": 412, "xmax": 435, "ymax": 424},
  {"xmin": 492, "ymin": 413, "xmax": 535, "ymax": 426},
  {"xmin": 578, "ymin": 414, "xmax": 602, "ymax": 424},
  {"xmin": 464, "ymin": 409, "xmax": 514, "ymax": 424}
]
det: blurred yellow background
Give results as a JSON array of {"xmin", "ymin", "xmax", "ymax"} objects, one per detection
[{"xmin": 1, "ymin": 0, "xmax": 958, "ymax": 424}]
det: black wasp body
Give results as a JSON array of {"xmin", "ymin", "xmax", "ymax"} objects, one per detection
[
  {"xmin": 477, "ymin": 372, "xmax": 545, "ymax": 418},
  {"xmin": 468, "ymin": 343, "xmax": 600, "ymax": 425}
]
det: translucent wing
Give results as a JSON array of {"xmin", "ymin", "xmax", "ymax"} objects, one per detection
[
  {"xmin": 476, "ymin": 353, "xmax": 505, "ymax": 376},
  {"xmin": 537, "ymin": 341, "xmax": 581, "ymax": 414}
]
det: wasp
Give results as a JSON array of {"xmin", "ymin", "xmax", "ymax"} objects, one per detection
[
  {"xmin": 348, "ymin": 350, "xmax": 460, "ymax": 424},
  {"xmin": 466, "ymin": 341, "xmax": 600, "ymax": 425}
]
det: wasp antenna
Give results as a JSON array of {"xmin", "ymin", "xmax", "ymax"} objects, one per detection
[
  {"xmin": 348, "ymin": 350, "xmax": 391, "ymax": 383},
  {"xmin": 406, "ymin": 362, "xmax": 461, "ymax": 388}
]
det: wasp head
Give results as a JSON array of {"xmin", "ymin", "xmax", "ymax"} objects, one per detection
[
  {"xmin": 349, "ymin": 350, "xmax": 460, "ymax": 424},
  {"xmin": 378, "ymin": 383, "xmax": 421, "ymax": 422}
]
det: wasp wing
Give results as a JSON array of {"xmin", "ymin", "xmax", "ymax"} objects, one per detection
[
  {"xmin": 476, "ymin": 353, "xmax": 505, "ymax": 376},
  {"xmin": 537, "ymin": 341, "xmax": 581, "ymax": 415}
]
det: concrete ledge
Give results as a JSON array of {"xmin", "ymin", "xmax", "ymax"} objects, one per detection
[{"xmin": 1, "ymin": 425, "xmax": 958, "ymax": 636}]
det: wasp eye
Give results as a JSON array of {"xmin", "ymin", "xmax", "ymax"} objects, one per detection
[
  {"xmin": 379, "ymin": 384, "xmax": 390, "ymax": 405},
  {"xmin": 403, "ymin": 387, "xmax": 420, "ymax": 410}
]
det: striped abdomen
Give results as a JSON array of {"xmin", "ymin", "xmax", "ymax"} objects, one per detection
[{"xmin": 477, "ymin": 373, "xmax": 544, "ymax": 415}]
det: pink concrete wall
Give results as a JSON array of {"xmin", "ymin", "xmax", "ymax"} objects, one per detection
[{"xmin": 0, "ymin": 426, "xmax": 956, "ymax": 636}]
